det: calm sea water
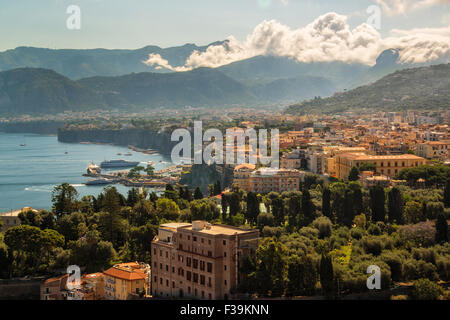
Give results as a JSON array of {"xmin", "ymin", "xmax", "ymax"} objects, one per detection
[{"xmin": 0, "ymin": 132, "xmax": 173, "ymax": 212}]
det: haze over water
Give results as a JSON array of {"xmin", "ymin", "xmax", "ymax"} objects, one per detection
[{"xmin": 0, "ymin": 132, "xmax": 173, "ymax": 212}]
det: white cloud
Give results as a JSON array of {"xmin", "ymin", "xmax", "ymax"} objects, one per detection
[
  {"xmin": 143, "ymin": 12, "xmax": 450, "ymax": 71},
  {"xmin": 375, "ymin": 0, "xmax": 450, "ymax": 16}
]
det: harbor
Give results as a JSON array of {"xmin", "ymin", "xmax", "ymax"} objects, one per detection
[{"xmin": 83, "ymin": 159, "xmax": 186, "ymax": 189}]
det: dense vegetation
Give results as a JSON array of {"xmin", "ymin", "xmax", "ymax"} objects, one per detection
[
  {"xmin": 286, "ymin": 63, "xmax": 450, "ymax": 114},
  {"xmin": 0, "ymin": 172, "xmax": 448, "ymax": 299}
]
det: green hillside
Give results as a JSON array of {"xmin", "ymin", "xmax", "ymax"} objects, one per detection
[{"xmin": 286, "ymin": 64, "xmax": 450, "ymax": 114}]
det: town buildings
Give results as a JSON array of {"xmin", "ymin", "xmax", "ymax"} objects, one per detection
[
  {"xmin": 416, "ymin": 141, "xmax": 449, "ymax": 160},
  {"xmin": 233, "ymin": 166, "xmax": 302, "ymax": 194},
  {"xmin": 40, "ymin": 274, "xmax": 69, "ymax": 300},
  {"xmin": 151, "ymin": 221, "xmax": 259, "ymax": 300},
  {"xmin": 66, "ymin": 273, "xmax": 105, "ymax": 300},
  {"xmin": 103, "ymin": 262, "xmax": 151, "ymax": 300}
]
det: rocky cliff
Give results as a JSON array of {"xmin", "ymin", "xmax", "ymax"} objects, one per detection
[{"xmin": 57, "ymin": 127, "xmax": 176, "ymax": 155}]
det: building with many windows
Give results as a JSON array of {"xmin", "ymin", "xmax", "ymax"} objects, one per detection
[
  {"xmin": 335, "ymin": 153, "xmax": 426, "ymax": 180},
  {"xmin": 249, "ymin": 168, "xmax": 301, "ymax": 194},
  {"xmin": 151, "ymin": 221, "xmax": 259, "ymax": 300},
  {"xmin": 416, "ymin": 141, "xmax": 449, "ymax": 160}
]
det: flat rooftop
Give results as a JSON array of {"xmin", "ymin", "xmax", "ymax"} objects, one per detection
[
  {"xmin": 338, "ymin": 153, "xmax": 425, "ymax": 161},
  {"xmin": 160, "ymin": 222, "xmax": 192, "ymax": 231},
  {"xmin": 183, "ymin": 224, "xmax": 256, "ymax": 236}
]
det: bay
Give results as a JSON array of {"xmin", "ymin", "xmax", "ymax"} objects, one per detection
[{"xmin": 0, "ymin": 132, "xmax": 173, "ymax": 212}]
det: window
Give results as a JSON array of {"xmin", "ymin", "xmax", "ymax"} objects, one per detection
[
  {"xmin": 166, "ymin": 251, "xmax": 168, "ymax": 258},
  {"xmin": 200, "ymin": 275, "xmax": 205, "ymax": 285},
  {"xmin": 208, "ymin": 277, "xmax": 212, "ymax": 287},
  {"xmin": 207, "ymin": 263, "xmax": 212, "ymax": 273},
  {"xmin": 224, "ymin": 280, "xmax": 227, "ymax": 286},
  {"xmin": 187, "ymin": 271, "xmax": 191, "ymax": 281},
  {"xmin": 208, "ymin": 240, "xmax": 211, "ymax": 245},
  {"xmin": 166, "ymin": 265, "xmax": 169, "ymax": 272},
  {"xmin": 224, "ymin": 251, "xmax": 227, "ymax": 257},
  {"xmin": 201, "ymin": 238, "xmax": 204, "ymax": 243},
  {"xmin": 186, "ymin": 257, "xmax": 191, "ymax": 267},
  {"xmin": 193, "ymin": 236, "xmax": 197, "ymax": 242},
  {"xmin": 160, "ymin": 263, "xmax": 162, "ymax": 270},
  {"xmin": 172, "ymin": 266, "xmax": 175, "ymax": 273},
  {"xmin": 160, "ymin": 250, "xmax": 162, "ymax": 256},
  {"xmin": 172, "ymin": 281, "xmax": 175, "ymax": 289},
  {"xmin": 193, "ymin": 273, "xmax": 198, "ymax": 283},
  {"xmin": 193, "ymin": 259, "xmax": 198, "ymax": 269},
  {"xmin": 200, "ymin": 261, "xmax": 205, "ymax": 271},
  {"xmin": 208, "ymin": 251, "xmax": 212, "ymax": 257},
  {"xmin": 166, "ymin": 279, "xmax": 169, "ymax": 287},
  {"xmin": 223, "ymin": 240, "xmax": 226, "ymax": 245},
  {"xmin": 224, "ymin": 265, "xmax": 227, "ymax": 271}
]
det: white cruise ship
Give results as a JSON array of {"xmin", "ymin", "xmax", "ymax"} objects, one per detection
[{"xmin": 100, "ymin": 159, "xmax": 140, "ymax": 168}]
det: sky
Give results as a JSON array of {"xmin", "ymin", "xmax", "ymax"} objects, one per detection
[{"xmin": 0, "ymin": 0, "xmax": 449, "ymax": 67}]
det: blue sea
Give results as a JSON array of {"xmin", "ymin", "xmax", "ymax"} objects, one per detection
[{"xmin": 0, "ymin": 132, "xmax": 173, "ymax": 212}]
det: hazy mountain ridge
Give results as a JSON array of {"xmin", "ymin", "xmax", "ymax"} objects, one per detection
[
  {"xmin": 285, "ymin": 63, "xmax": 450, "ymax": 115},
  {"xmin": 0, "ymin": 68, "xmax": 106, "ymax": 114},
  {"xmin": 0, "ymin": 43, "xmax": 224, "ymax": 80}
]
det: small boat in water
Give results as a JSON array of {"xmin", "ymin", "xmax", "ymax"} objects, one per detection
[
  {"xmin": 124, "ymin": 152, "xmax": 132, "ymax": 156},
  {"xmin": 87, "ymin": 163, "xmax": 102, "ymax": 175}
]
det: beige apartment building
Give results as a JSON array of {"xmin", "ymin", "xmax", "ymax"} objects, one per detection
[
  {"xmin": 151, "ymin": 221, "xmax": 259, "ymax": 300},
  {"xmin": 233, "ymin": 163, "xmax": 256, "ymax": 192},
  {"xmin": 336, "ymin": 153, "xmax": 426, "ymax": 180},
  {"xmin": 249, "ymin": 168, "xmax": 301, "ymax": 194},
  {"xmin": 416, "ymin": 141, "xmax": 449, "ymax": 160}
]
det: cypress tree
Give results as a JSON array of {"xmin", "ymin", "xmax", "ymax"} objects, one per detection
[
  {"xmin": 444, "ymin": 178, "xmax": 450, "ymax": 208},
  {"xmin": 388, "ymin": 187, "xmax": 404, "ymax": 224},
  {"xmin": 194, "ymin": 187, "xmax": 203, "ymax": 200},
  {"xmin": 370, "ymin": 185, "xmax": 386, "ymax": 222},
  {"xmin": 322, "ymin": 186, "xmax": 331, "ymax": 218},
  {"xmin": 301, "ymin": 189, "xmax": 314, "ymax": 226},
  {"xmin": 348, "ymin": 166, "xmax": 359, "ymax": 181},
  {"xmin": 245, "ymin": 191, "xmax": 260, "ymax": 224},
  {"xmin": 435, "ymin": 212, "xmax": 448, "ymax": 243},
  {"xmin": 320, "ymin": 254, "xmax": 334, "ymax": 296},
  {"xmin": 214, "ymin": 180, "xmax": 222, "ymax": 196}
]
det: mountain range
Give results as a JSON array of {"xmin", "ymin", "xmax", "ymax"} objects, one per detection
[{"xmin": 0, "ymin": 43, "xmax": 448, "ymax": 115}]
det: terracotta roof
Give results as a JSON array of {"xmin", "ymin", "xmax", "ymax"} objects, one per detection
[
  {"xmin": 103, "ymin": 264, "xmax": 146, "ymax": 281},
  {"xmin": 234, "ymin": 163, "xmax": 256, "ymax": 171},
  {"xmin": 44, "ymin": 274, "xmax": 68, "ymax": 284}
]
